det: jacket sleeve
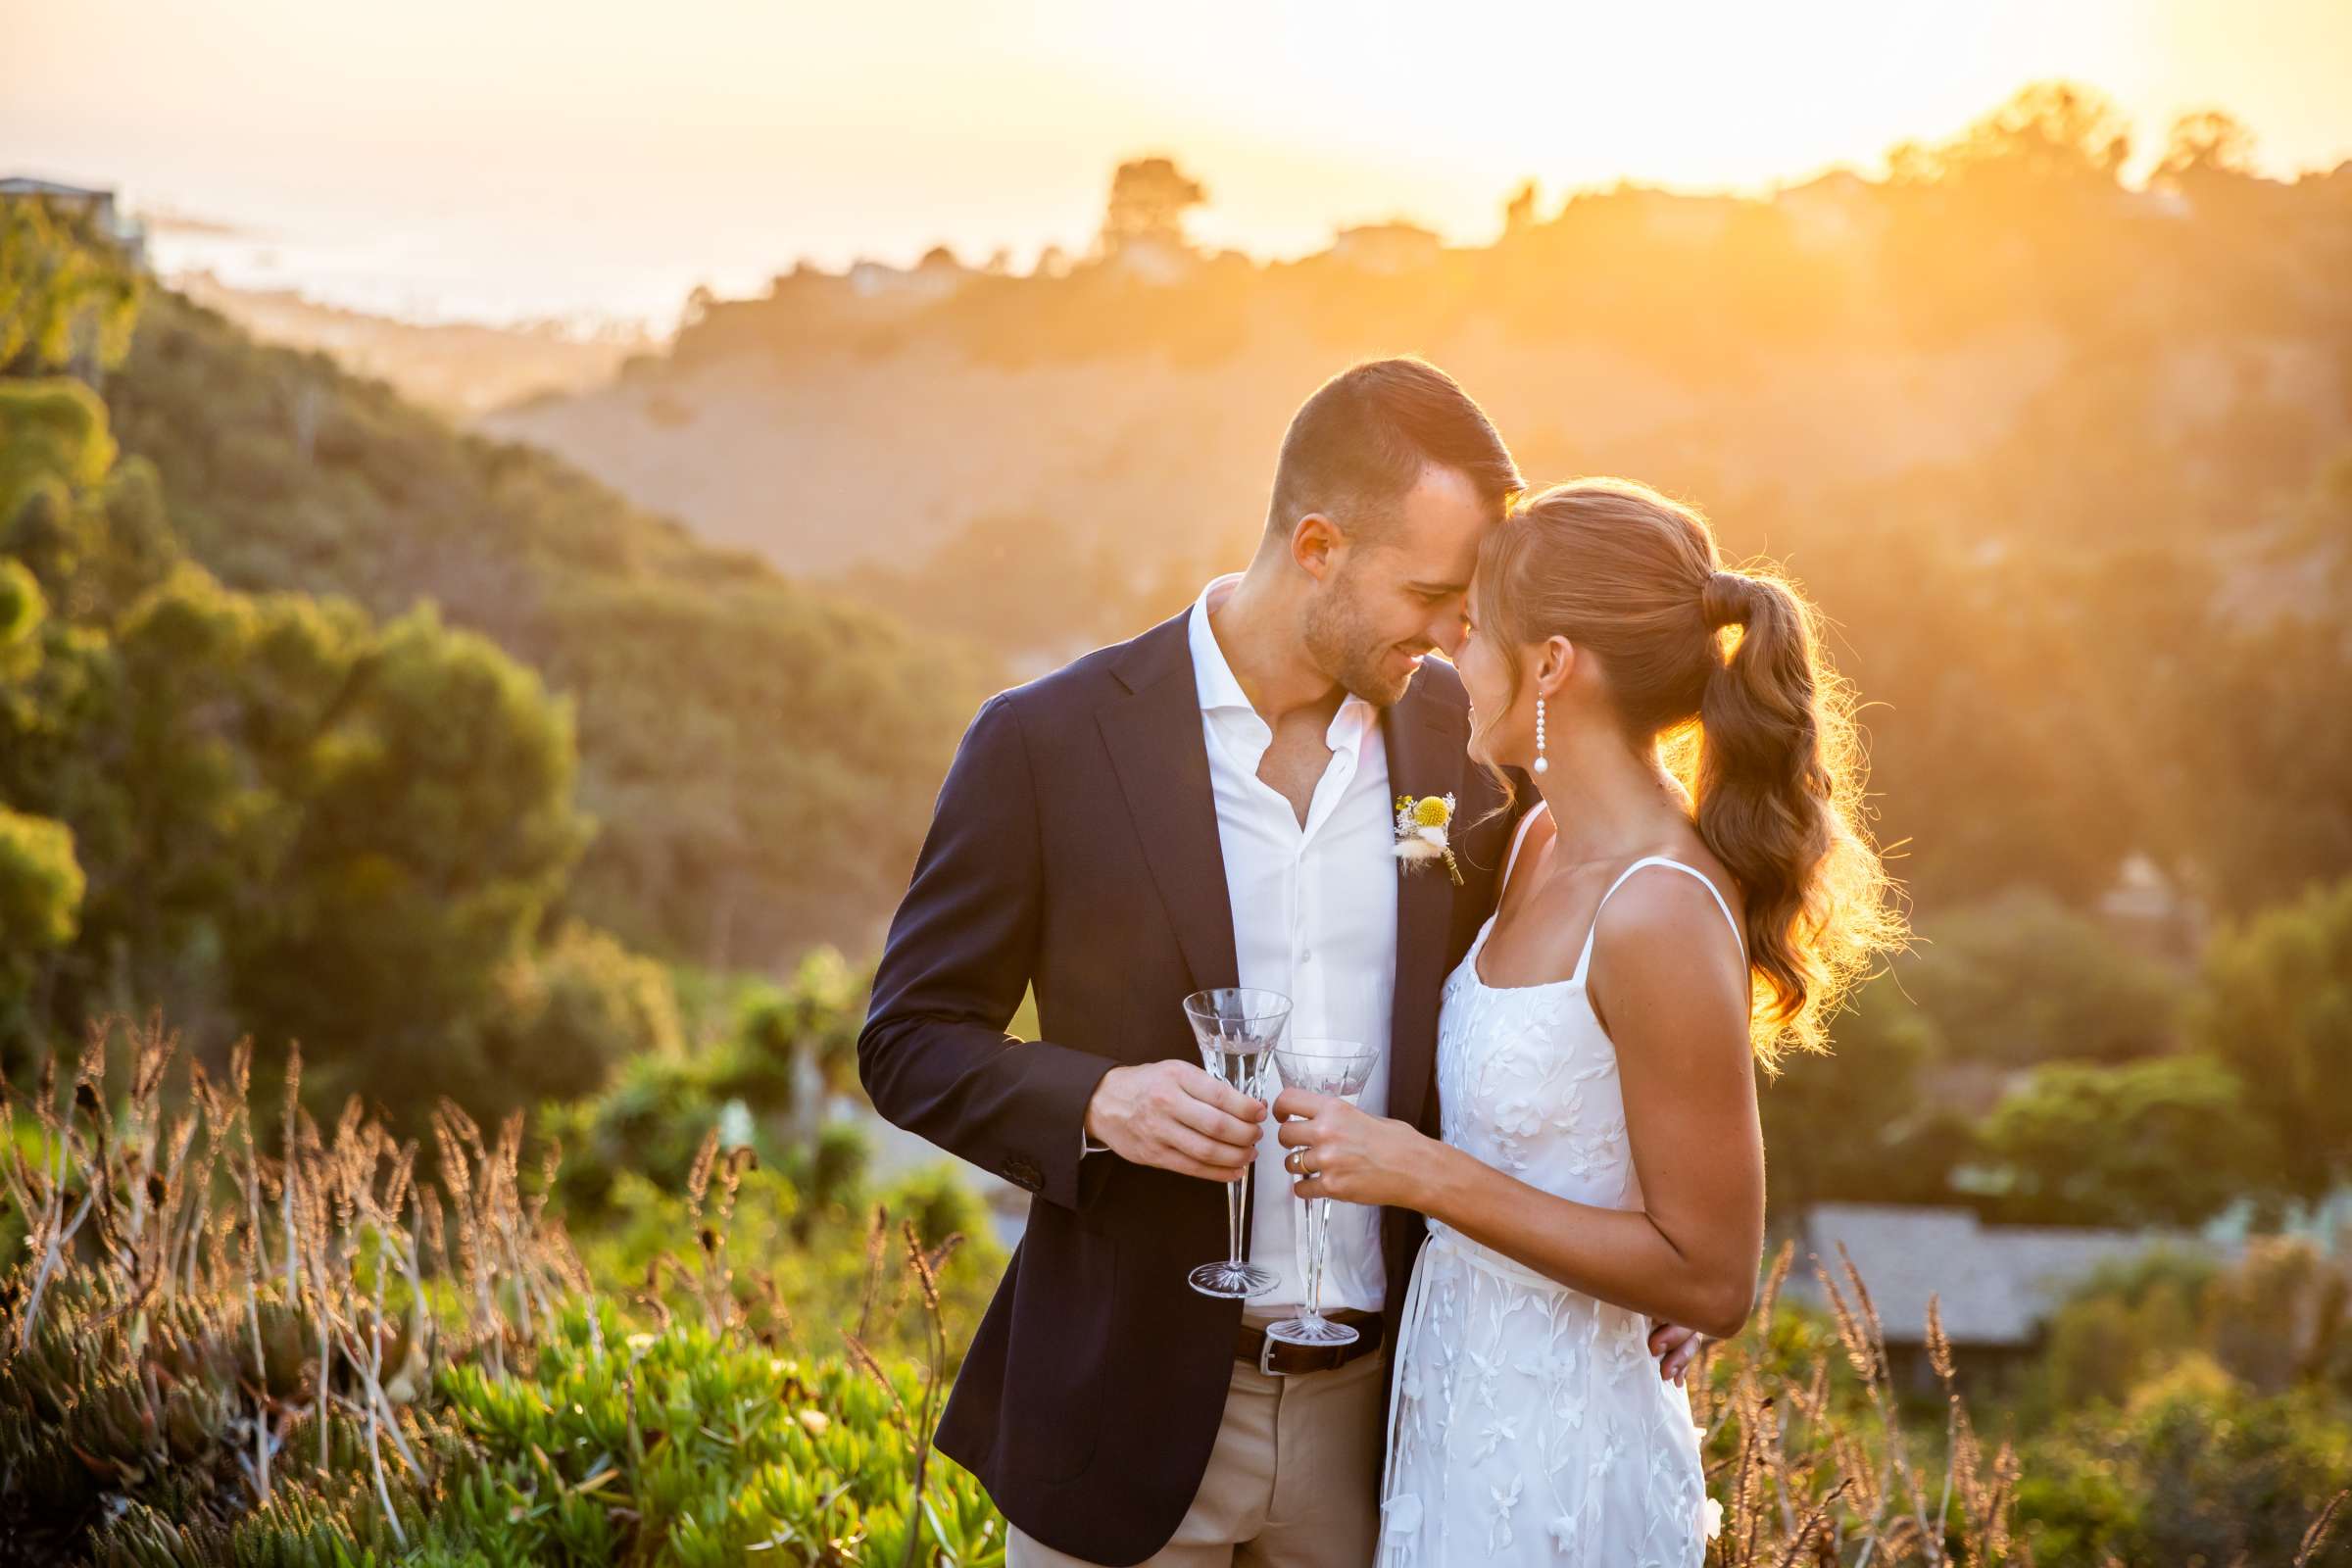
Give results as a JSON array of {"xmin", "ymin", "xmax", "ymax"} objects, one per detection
[{"xmin": 858, "ymin": 691, "xmax": 1116, "ymax": 1211}]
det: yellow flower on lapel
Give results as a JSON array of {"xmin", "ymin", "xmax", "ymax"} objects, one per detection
[{"xmin": 1394, "ymin": 793, "xmax": 1463, "ymax": 886}]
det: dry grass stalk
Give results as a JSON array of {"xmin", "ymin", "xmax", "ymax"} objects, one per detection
[{"xmin": 1690, "ymin": 1239, "xmax": 2030, "ymax": 1566}]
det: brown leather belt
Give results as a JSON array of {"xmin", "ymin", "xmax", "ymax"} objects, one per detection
[{"xmin": 1235, "ymin": 1309, "xmax": 1385, "ymax": 1376}]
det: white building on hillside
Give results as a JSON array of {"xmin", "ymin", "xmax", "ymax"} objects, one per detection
[
  {"xmin": 1785, "ymin": 1202, "xmax": 2241, "ymax": 1390},
  {"xmin": 0, "ymin": 175, "xmax": 147, "ymax": 268}
]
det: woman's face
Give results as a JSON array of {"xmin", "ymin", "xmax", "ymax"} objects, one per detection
[{"xmin": 1457, "ymin": 586, "xmax": 1527, "ymax": 769}]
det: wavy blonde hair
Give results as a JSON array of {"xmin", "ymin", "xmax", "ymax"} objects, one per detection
[{"xmin": 1472, "ymin": 478, "xmax": 1905, "ymax": 1070}]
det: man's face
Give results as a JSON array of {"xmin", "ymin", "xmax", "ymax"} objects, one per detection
[{"xmin": 1302, "ymin": 463, "xmax": 1496, "ymax": 707}]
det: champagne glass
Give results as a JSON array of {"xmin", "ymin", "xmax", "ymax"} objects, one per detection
[
  {"xmin": 1265, "ymin": 1039, "xmax": 1379, "ymax": 1347},
  {"xmin": 1182, "ymin": 988, "xmax": 1290, "ymax": 1298}
]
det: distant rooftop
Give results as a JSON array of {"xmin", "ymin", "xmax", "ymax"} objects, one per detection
[
  {"xmin": 3, "ymin": 176, "xmax": 148, "ymax": 270},
  {"xmin": 0, "ymin": 175, "xmax": 116, "ymax": 201},
  {"xmin": 1786, "ymin": 1202, "xmax": 2237, "ymax": 1348}
]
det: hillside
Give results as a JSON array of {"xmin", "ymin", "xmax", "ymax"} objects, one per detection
[
  {"xmin": 485, "ymin": 98, "xmax": 2352, "ymax": 602},
  {"xmin": 479, "ymin": 86, "xmax": 2352, "ymax": 919},
  {"xmin": 482, "ymin": 277, "xmax": 2075, "ymax": 585},
  {"xmin": 101, "ymin": 289, "xmax": 990, "ymax": 971},
  {"xmin": 172, "ymin": 270, "xmax": 651, "ymax": 417}
]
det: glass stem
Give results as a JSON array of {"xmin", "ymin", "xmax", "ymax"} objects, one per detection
[
  {"xmin": 1227, "ymin": 1164, "xmax": 1248, "ymax": 1266},
  {"xmin": 1301, "ymin": 1196, "xmax": 1329, "ymax": 1324}
]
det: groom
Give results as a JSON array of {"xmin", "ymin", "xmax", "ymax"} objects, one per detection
[{"xmin": 860, "ymin": 358, "xmax": 1696, "ymax": 1568}]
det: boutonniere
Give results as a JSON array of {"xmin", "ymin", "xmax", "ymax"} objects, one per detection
[{"xmin": 1394, "ymin": 793, "xmax": 1463, "ymax": 886}]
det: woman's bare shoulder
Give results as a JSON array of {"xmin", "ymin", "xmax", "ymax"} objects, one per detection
[{"xmin": 1590, "ymin": 838, "xmax": 1747, "ymax": 983}]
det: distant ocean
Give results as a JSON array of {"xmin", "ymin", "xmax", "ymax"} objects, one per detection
[{"xmin": 143, "ymin": 221, "xmax": 738, "ymax": 336}]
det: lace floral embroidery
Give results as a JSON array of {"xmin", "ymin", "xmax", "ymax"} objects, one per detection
[{"xmin": 1381, "ymin": 911, "xmax": 1713, "ymax": 1567}]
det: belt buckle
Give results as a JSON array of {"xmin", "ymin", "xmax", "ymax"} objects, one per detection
[{"xmin": 1257, "ymin": 1334, "xmax": 1290, "ymax": 1377}]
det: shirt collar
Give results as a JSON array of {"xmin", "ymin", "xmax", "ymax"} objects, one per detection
[
  {"xmin": 1188, "ymin": 574, "xmax": 1379, "ymax": 753},
  {"xmin": 1188, "ymin": 574, "xmax": 1254, "ymax": 715}
]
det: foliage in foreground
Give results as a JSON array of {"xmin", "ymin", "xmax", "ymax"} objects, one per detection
[
  {"xmin": 0, "ymin": 1018, "xmax": 996, "ymax": 1565},
  {"xmin": 0, "ymin": 1018, "xmax": 2343, "ymax": 1565},
  {"xmin": 1690, "ymin": 1243, "xmax": 2352, "ymax": 1566}
]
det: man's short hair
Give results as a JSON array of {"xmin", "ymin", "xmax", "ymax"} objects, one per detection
[{"xmin": 1266, "ymin": 357, "xmax": 1521, "ymax": 544}]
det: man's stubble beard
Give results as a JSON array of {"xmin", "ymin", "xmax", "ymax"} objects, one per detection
[{"xmin": 1302, "ymin": 569, "xmax": 1415, "ymax": 710}]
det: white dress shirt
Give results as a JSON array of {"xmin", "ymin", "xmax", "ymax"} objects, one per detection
[{"xmin": 1185, "ymin": 573, "xmax": 1400, "ymax": 1314}]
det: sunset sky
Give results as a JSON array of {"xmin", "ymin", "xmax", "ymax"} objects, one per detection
[{"xmin": 10, "ymin": 0, "xmax": 2351, "ymax": 327}]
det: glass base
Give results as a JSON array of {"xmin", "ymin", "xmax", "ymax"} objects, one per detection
[
  {"xmin": 1188, "ymin": 1261, "xmax": 1279, "ymax": 1299},
  {"xmin": 1265, "ymin": 1312, "xmax": 1359, "ymax": 1347}
]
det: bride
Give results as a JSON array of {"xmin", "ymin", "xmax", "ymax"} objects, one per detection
[{"xmin": 1272, "ymin": 478, "xmax": 1901, "ymax": 1566}]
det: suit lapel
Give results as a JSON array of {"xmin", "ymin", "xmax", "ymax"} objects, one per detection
[
  {"xmin": 1099, "ymin": 613, "xmax": 1242, "ymax": 998},
  {"xmin": 1382, "ymin": 680, "xmax": 1464, "ymax": 1135}
]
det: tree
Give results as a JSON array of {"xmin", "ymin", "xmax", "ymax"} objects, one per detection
[
  {"xmin": 739, "ymin": 944, "xmax": 864, "ymax": 1144},
  {"xmin": 212, "ymin": 597, "xmax": 593, "ymax": 1123},
  {"xmin": 0, "ymin": 804, "xmax": 83, "ymax": 1058},
  {"xmin": 474, "ymin": 920, "xmax": 684, "ymax": 1106},
  {"xmin": 2160, "ymin": 110, "xmax": 2257, "ymax": 181},
  {"xmin": 0, "ymin": 367, "xmax": 602, "ymax": 1127},
  {"xmin": 1908, "ymin": 80, "xmax": 2133, "ymax": 190},
  {"xmin": 2034, "ymin": 1249, "xmax": 2217, "ymax": 1412},
  {"xmin": 1502, "ymin": 179, "xmax": 1540, "ymax": 236},
  {"xmin": 100, "ymin": 288, "xmax": 983, "ymax": 971},
  {"xmin": 1976, "ymin": 1055, "xmax": 2271, "ymax": 1227},
  {"xmin": 1100, "ymin": 157, "xmax": 1205, "ymax": 256},
  {"xmin": 1755, "ymin": 971, "xmax": 1973, "ymax": 1215},
  {"xmin": 0, "ymin": 806, "xmax": 79, "ymax": 952},
  {"xmin": 2020, "ymin": 1355, "xmax": 2352, "ymax": 1567},
  {"xmin": 0, "ymin": 197, "xmax": 143, "ymax": 379},
  {"xmin": 2190, "ymin": 615, "xmax": 2352, "ymax": 915},
  {"xmin": 0, "ymin": 379, "xmax": 116, "ymax": 523},
  {"xmin": 1895, "ymin": 890, "xmax": 2186, "ymax": 1065},
  {"xmin": 0, "ymin": 557, "xmax": 38, "ymax": 679},
  {"xmin": 2188, "ymin": 877, "xmax": 2352, "ymax": 1201}
]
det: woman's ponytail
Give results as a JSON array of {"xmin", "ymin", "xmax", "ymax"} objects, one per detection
[
  {"xmin": 1693, "ymin": 569, "xmax": 1878, "ymax": 1062},
  {"xmin": 1474, "ymin": 483, "xmax": 1903, "ymax": 1066}
]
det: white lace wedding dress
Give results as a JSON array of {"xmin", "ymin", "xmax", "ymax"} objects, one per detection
[{"xmin": 1379, "ymin": 810, "xmax": 1735, "ymax": 1566}]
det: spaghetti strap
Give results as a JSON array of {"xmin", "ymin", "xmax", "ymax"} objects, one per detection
[
  {"xmin": 1495, "ymin": 804, "xmax": 1552, "ymax": 911},
  {"xmin": 1567, "ymin": 856, "xmax": 1746, "ymax": 987},
  {"xmin": 1498, "ymin": 803, "xmax": 1548, "ymax": 901}
]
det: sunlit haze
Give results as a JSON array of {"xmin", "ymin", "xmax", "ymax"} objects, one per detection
[{"xmin": 10, "ymin": 0, "xmax": 2352, "ymax": 326}]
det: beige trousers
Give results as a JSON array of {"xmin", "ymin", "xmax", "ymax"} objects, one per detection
[{"xmin": 1006, "ymin": 1349, "xmax": 1388, "ymax": 1568}]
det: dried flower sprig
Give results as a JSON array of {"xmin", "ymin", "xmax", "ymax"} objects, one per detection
[{"xmin": 1394, "ymin": 793, "xmax": 1463, "ymax": 886}]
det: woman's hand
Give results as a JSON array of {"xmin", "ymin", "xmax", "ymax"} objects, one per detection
[
  {"xmin": 1648, "ymin": 1320, "xmax": 1707, "ymax": 1386},
  {"xmin": 1271, "ymin": 1089, "xmax": 1433, "ymax": 1209}
]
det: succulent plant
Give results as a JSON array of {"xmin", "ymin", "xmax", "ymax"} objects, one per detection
[{"xmin": 0, "ymin": 1014, "xmax": 1005, "ymax": 1566}]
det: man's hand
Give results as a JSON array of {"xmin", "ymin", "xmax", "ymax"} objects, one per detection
[
  {"xmin": 1648, "ymin": 1320, "xmax": 1706, "ymax": 1386},
  {"xmin": 1084, "ymin": 1059, "xmax": 1265, "ymax": 1182}
]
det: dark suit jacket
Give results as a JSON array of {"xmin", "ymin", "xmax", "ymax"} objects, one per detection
[{"xmin": 858, "ymin": 606, "xmax": 1528, "ymax": 1566}]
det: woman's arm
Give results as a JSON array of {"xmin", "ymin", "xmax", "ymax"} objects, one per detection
[{"xmin": 1275, "ymin": 873, "xmax": 1765, "ymax": 1340}]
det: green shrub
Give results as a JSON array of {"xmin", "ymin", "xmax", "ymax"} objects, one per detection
[
  {"xmin": 475, "ymin": 920, "xmax": 686, "ymax": 1105},
  {"xmin": 422, "ymin": 1303, "xmax": 1005, "ymax": 1566},
  {"xmin": 0, "ymin": 1017, "xmax": 1004, "ymax": 1565},
  {"xmin": 2020, "ymin": 1354, "xmax": 2352, "ymax": 1566},
  {"xmin": 2191, "ymin": 877, "xmax": 2352, "ymax": 1201},
  {"xmin": 1974, "ymin": 1054, "xmax": 2271, "ymax": 1226}
]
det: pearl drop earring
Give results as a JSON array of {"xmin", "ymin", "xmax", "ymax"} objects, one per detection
[{"xmin": 1533, "ymin": 695, "xmax": 1549, "ymax": 775}]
